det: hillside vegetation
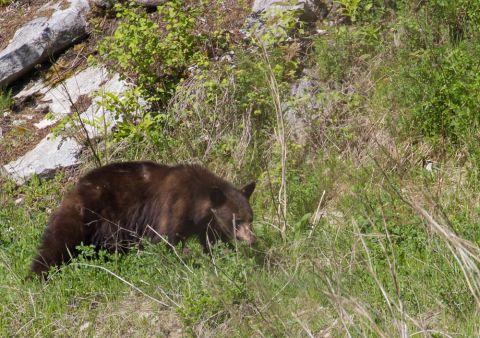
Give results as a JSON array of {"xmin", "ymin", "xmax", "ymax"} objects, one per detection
[{"xmin": 1, "ymin": 0, "xmax": 480, "ymax": 336}]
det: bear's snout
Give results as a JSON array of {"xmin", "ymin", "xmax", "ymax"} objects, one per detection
[{"xmin": 235, "ymin": 224, "xmax": 256, "ymax": 245}]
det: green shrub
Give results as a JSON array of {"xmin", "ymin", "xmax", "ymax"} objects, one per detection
[
  {"xmin": 313, "ymin": 25, "xmax": 381, "ymax": 82},
  {"xmin": 97, "ymin": 0, "xmax": 208, "ymax": 105},
  {"xmin": 424, "ymin": 0, "xmax": 480, "ymax": 44},
  {"xmin": 399, "ymin": 43, "xmax": 480, "ymax": 144},
  {"xmin": 0, "ymin": 88, "xmax": 13, "ymax": 112}
]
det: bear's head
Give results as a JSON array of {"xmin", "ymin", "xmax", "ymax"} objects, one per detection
[{"xmin": 209, "ymin": 182, "xmax": 256, "ymax": 245}]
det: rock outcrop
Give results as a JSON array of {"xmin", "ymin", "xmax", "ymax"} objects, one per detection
[
  {"xmin": 14, "ymin": 66, "xmax": 126, "ymax": 133},
  {"xmin": 244, "ymin": 0, "xmax": 329, "ymax": 40},
  {"xmin": 251, "ymin": 0, "xmax": 328, "ymax": 22},
  {"xmin": 0, "ymin": 0, "xmax": 90, "ymax": 88},
  {"xmin": 2, "ymin": 134, "xmax": 81, "ymax": 184},
  {"xmin": 3, "ymin": 66, "xmax": 127, "ymax": 183}
]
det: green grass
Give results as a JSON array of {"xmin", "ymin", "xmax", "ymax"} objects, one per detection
[
  {"xmin": 1, "ymin": 0, "xmax": 480, "ymax": 336},
  {"xmin": 1, "ymin": 151, "xmax": 479, "ymax": 336}
]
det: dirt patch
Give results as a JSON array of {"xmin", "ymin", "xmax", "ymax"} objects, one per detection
[
  {"xmin": 0, "ymin": 0, "xmax": 58, "ymax": 51},
  {"xmin": 71, "ymin": 93, "xmax": 93, "ymax": 113},
  {"xmin": 192, "ymin": 0, "xmax": 254, "ymax": 44},
  {"xmin": 84, "ymin": 294, "xmax": 184, "ymax": 338},
  {"xmin": 0, "ymin": 109, "xmax": 52, "ymax": 165}
]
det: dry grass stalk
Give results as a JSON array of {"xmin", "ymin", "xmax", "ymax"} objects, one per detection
[
  {"xmin": 324, "ymin": 276, "xmax": 388, "ymax": 338},
  {"xmin": 146, "ymin": 225, "xmax": 194, "ymax": 274},
  {"xmin": 409, "ymin": 203, "xmax": 480, "ymax": 309},
  {"xmin": 232, "ymin": 107, "xmax": 252, "ymax": 168},
  {"xmin": 354, "ymin": 215, "xmax": 432, "ymax": 336},
  {"xmin": 71, "ymin": 263, "xmax": 172, "ymax": 308},
  {"xmin": 260, "ymin": 44, "xmax": 288, "ymax": 234},
  {"xmin": 291, "ymin": 312, "xmax": 315, "ymax": 338},
  {"xmin": 309, "ymin": 190, "xmax": 326, "ymax": 238},
  {"xmin": 354, "ymin": 220, "xmax": 395, "ymax": 314}
]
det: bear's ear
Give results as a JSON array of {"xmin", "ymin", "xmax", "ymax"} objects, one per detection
[
  {"xmin": 241, "ymin": 181, "xmax": 256, "ymax": 199},
  {"xmin": 210, "ymin": 187, "xmax": 226, "ymax": 207}
]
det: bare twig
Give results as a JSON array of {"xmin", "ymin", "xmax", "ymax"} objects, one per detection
[{"xmin": 50, "ymin": 62, "xmax": 102, "ymax": 167}]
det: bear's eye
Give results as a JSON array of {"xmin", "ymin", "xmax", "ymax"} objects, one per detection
[{"xmin": 234, "ymin": 219, "xmax": 243, "ymax": 229}]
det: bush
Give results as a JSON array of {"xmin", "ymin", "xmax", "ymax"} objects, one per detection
[
  {"xmin": 313, "ymin": 25, "xmax": 381, "ymax": 82},
  {"xmin": 97, "ymin": 0, "xmax": 208, "ymax": 105},
  {"xmin": 399, "ymin": 43, "xmax": 480, "ymax": 144}
]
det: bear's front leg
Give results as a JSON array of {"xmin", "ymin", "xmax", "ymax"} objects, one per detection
[{"xmin": 30, "ymin": 209, "xmax": 86, "ymax": 280}]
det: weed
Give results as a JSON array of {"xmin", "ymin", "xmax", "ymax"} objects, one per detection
[
  {"xmin": 0, "ymin": 88, "xmax": 13, "ymax": 112},
  {"xmin": 335, "ymin": 0, "xmax": 362, "ymax": 22}
]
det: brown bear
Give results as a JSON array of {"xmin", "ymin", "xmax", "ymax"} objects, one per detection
[{"xmin": 30, "ymin": 161, "xmax": 256, "ymax": 279}]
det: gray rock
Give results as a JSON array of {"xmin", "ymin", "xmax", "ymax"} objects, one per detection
[
  {"xmin": 251, "ymin": 0, "xmax": 328, "ymax": 21},
  {"xmin": 0, "ymin": 0, "xmax": 90, "ymax": 88},
  {"xmin": 284, "ymin": 76, "xmax": 321, "ymax": 145},
  {"xmin": 78, "ymin": 72, "xmax": 128, "ymax": 139},
  {"xmin": 244, "ymin": 0, "xmax": 328, "ymax": 40},
  {"xmin": 5, "ymin": 66, "xmax": 128, "ymax": 184},
  {"xmin": 13, "ymin": 79, "xmax": 47, "ymax": 102},
  {"xmin": 14, "ymin": 66, "xmax": 127, "ymax": 132},
  {"xmin": 35, "ymin": 66, "xmax": 118, "ymax": 128},
  {"xmin": 12, "ymin": 119, "xmax": 26, "ymax": 126},
  {"xmin": 301, "ymin": 0, "xmax": 329, "ymax": 22},
  {"xmin": 251, "ymin": 0, "xmax": 302, "ymax": 13},
  {"xmin": 2, "ymin": 133, "xmax": 82, "ymax": 184}
]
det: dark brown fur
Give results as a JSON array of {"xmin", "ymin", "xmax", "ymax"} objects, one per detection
[{"xmin": 30, "ymin": 161, "xmax": 256, "ymax": 279}]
